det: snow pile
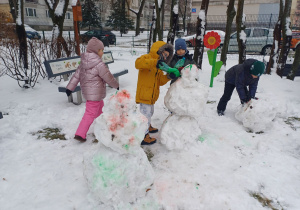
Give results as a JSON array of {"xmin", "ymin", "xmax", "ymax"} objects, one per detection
[
  {"xmin": 235, "ymin": 99, "xmax": 278, "ymax": 132},
  {"xmin": 160, "ymin": 64, "xmax": 208, "ymax": 150},
  {"xmin": 85, "ymin": 90, "xmax": 154, "ymax": 205}
]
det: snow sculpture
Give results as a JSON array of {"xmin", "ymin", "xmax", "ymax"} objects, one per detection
[
  {"xmin": 235, "ymin": 98, "xmax": 277, "ymax": 132},
  {"xmin": 85, "ymin": 90, "xmax": 154, "ymax": 205},
  {"xmin": 160, "ymin": 64, "xmax": 208, "ymax": 150}
]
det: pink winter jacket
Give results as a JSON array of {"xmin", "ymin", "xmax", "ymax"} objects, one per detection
[{"xmin": 66, "ymin": 52, "xmax": 119, "ymax": 101}]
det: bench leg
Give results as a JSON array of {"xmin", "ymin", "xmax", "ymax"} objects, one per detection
[
  {"xmin": 68, "ymin": 94, "xmax": 73, "ymax": 103},
  {"xmin": 77, "ymin": 90, "xmax": 83, "ymax": 105}
]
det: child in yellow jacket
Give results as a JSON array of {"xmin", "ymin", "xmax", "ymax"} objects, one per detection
[{"xmin": 135, "ymin": 41, "xmax": 174, "ymax": 145}]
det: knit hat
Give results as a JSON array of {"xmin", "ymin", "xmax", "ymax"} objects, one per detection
[
  {"xmin": 250, "ymin": 61, "xmax": 265, "ymax": 76},
  {"xmin": 86, "ymin": 37, "xmax": 104, "ymax": 54},
  {"xmin": 175, "ymin": 38, "xmax": 187, "ymax": 51}
]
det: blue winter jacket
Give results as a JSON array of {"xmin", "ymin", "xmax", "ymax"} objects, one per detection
[{"xmin": 225, "ymin": 59, "xmax": 260, "ymax": 100}]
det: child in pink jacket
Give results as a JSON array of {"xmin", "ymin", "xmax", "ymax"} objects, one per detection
[{"xmin": 66, "ymin": 37, "xmax": 119, "ymax": 142}]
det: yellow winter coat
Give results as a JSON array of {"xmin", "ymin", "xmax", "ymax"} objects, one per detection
[{"xmin": 135, "ymin": 41, "xmax": 172, "ymax": 105}]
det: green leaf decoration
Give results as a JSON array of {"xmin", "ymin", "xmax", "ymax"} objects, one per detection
[
  {"xmin": 213, "ymin": 61, "xmax": 223, "ymax": 77},
  {"xmin": 207, "ymin": 50, "xmax": 214, "ymax": 66}
]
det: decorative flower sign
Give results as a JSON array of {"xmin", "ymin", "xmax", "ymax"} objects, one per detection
[
  {"xmin": 204, "ymin": 31, "xmax": 223, "ymax": 87},
  {"xmin": 204, "ymin": 31, "xmax": 221, "ymax": 50}
]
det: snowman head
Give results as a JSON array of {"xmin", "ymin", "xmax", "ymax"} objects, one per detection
[{"xmin": 180, "ymin": 64, "xmax": 200, "ymax": 86}]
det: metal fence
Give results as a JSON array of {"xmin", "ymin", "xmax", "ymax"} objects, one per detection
[{"xmin": 187, "ymin": 14, "xmax": 300, "ymax": 35}]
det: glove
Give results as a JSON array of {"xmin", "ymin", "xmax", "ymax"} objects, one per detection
[
  {"xmin": 66, "ymin": 89, "xmax": 72, "ymax": 97},
  {"xmin": 117, "ymin": 87, "xmax": 119, "ymax": 90},
  {"xmin": 156, "ymin": 60, "xmax": 170, "ymax": 72},
  {"xmin": 241, "ymin": 98, "xmax": 251, "ymax": 104},
  {"xmin": 167, "ymin": 68, "xmax": 181, "ymax": 77},
  {"xmin": 174, "ymin": 57, "xmax": 186, "ymax": 69},
  {"xmin": 169, "ymin": 73, "xmax": 177, "ymax": 79}
]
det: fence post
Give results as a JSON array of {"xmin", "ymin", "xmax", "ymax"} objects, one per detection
[
  {"xmin": 42, "ymin": 31, "xmax": 45, "ymax": 43},
  {"xmin": 268, "ymin": 13, "xmax": 272, "ymax": 29},
  {"xmin": 132, "ymin": 36, "xmax": 134, "ymax": 47}
]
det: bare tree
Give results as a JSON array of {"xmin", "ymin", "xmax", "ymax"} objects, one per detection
[
  {"xmin": 236, "ymin": 0, "xmax": 246, "ymax": 64},
  {"xmin": 9, "ymin": 0, "xmax": 28, "ymax": 70},
  {"xmin": 153, "ymin": 0, "xmax": 162, "ymax": 42},
  {"xmin": 126, "ymin": 0, "xmax": 146, "ymax": 36},
  {"xmin": 44, "ymin": 0, "xmax": 71, "ymax": 58},
  {"xmin": 286, "ymin": 46, "xmax": 300, "ymax": 80},
  {"xmin": 276, "ymin": 0, "xmax": 293, "ymax": 77},
  {"xmin": 178, "ymin": 0, "xmax": 191, "ymax": 32},
  {"xmin": 266, "ymin": 0, "xmax": 284, "ymax": 74},
  {"xmin": 193, "ymin": 0, "xmax": 209, "ymax": 69},
  {"xmin": 220, "ymin": 0, "xmax": 236, "ymax": 68},
  {"xmin": 167, "ymin": 0, "xmax": 179, "ymax": 44}
]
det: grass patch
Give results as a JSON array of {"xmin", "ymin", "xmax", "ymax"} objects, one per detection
[
  {"xmin": 31, "ymin": 127, "xmax": 66, "ymax": 140},
  {"xmin": 249, "ymin": 191, "xmax": 283, "ymax": 210},
  {"xmin": 144, "ymin": 148, "xmax": 154, "ymax": 162},
  {"xmin": 284, "ymin": 117, "xmax": 300, "ymax": 131},
  {"xmin": 206, "ymin": 100, "xmax": 216, "ymax": 104}
]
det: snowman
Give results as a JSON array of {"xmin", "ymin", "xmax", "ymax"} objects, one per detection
[
  {"xmin": 160, "ymin": 64, "xmax": 209, "ymax": 150},
  {"xmin": 84, "ymin": 90, "xmax": 155, "ymax": 205}
]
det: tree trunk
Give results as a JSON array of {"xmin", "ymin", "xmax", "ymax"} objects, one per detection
[
  {"xmin": 193, "ymin": 0, "xmax": 209, "ymax": 69},
  {"xmin": 286, "ymin": 46, "xmax": 300, "ymax": 80},
  {"xmin": 45, "ymin": 0, "xmax": 71, "ymax": 58},
  {"xmin": 220, "ymin": 0, "xmax": 236, "ymax": 67},
  {"xmin": 183, "ymin": 0, "xmax": 187, "ymax": 32},
  {"xmin": 266, "ymin": 0, "xmax": 283, "ymax": 74},
  {"xmin": 154, "ymin": 0, "xmax": 162, "ymax": 42},
  {"xmin": 9, "ymin": 0, "xmax": 28, "ymax": 70},
  {"xmin": 135, "ymin": 0, "xmax": 146, "ymax": 36},
  {"xmin": 160, "ymin": 0, "xmax": 165, "ymax": 38},
  {"xmin": 167, "ymin": 0, "xmax": 178, "ymax": 44},
  {"xmin": 236, "ymin": 0, "xmax": 246, "ymax": 64},
  {"xmin": 276, "ymin": 0, "xmax": 292, "ymax": 77}
]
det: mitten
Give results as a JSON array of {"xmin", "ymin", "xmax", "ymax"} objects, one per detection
[
  {"xmin": 169, "ymin": 73, "xmax": 177, "ymax": 79},
  {"xmin": 167, "ymin": 68, "xmax": 181, "ymax": 77},
  {"xmin": 157, "ymin": 60, "xmax": 170, "ymax": 72},
  {"xmin": 66, "ymin": 89, "xmax": 72, "ymax": 97}
]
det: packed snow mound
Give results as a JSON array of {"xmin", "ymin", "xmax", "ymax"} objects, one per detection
[
  {"xmin": 164, "ymin": 64, "xmax": 209, "ymax": 116},
  {"xmin": 84, "ymin": 147, "xmax": 155, "ymax": 205},
  {"xmin": 94, "ymin": 90, "xmax": 148, "ymax": 154},
  {"xmin": 160, "ymin": 115, "xmax": 202, "ymax": 150},
  {"xmin": 235, "ymin": 99, "xmax": 277, "ymax": 132}
]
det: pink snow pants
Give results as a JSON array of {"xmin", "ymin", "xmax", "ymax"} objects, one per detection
[{"xmin": 75, "ymin": 100, "xmax": 104, "ymax": 139}]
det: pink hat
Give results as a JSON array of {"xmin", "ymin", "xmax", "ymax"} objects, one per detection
[{"xmin": 86, "ymin": 37, "xmax": 104, "ymax": 54}]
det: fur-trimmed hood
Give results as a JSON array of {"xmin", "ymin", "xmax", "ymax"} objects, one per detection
[{"xmin": 157, "ymin": 43, "xmax": 174, "ymax": 64}]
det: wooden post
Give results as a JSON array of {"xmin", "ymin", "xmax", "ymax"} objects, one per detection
[{"xmin": 72, "ymin": 0, "xmax": 82, "ymax": 56}]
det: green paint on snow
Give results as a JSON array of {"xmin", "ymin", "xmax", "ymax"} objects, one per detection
[{"xmin": 92, "ymin": 155, "xmax": 125, "ymax": 189}]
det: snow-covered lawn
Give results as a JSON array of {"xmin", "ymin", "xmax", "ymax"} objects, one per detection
[{"xmin": 0, "ymin": 48, "xmax": 300, "ymax": 209}]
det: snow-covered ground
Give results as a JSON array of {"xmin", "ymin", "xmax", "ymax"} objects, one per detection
[{"xmin": 1, "ymin": 41, "xmax": 300, "ymax": 209}]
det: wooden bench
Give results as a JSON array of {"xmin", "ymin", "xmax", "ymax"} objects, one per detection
[{"xmin": 44, "ymin": 51, "xmax": 128, "ymax": 105}]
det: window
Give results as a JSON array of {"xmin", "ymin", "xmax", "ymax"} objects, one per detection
[
  {"xmin": 46, "ymin": 10, "xmax": 51, "ymax": 18},
  {"xmin": 25, "ymin": 8, "xmax": 36, "ymax": 17},
  {"xmin": 253, "ymin": 29, "xmax": 267, "ymax": 37},
  {"xmin": 65, "ymin": 12, "xmax": 71, "ymax": 19}
]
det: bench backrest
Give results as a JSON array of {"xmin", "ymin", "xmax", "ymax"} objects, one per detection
[{"xmin": 44, "ymin": 51, "xmax": 114, "ymax": 79}]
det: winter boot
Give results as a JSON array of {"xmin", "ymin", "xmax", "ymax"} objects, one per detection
[
  {"xmin": 149, "ymin": 124, "xmax": 158, "ymax": 133},
  {"xmin": 217, "ymin": 110, "xmax": 224, "ymax": 116},
  {"xmin": 141, "ymin": 133, "xmax": 156, "ymax": 145},
  {"xmin": 74, "ymin": 135, "xmax": 86, "ymax": 142}
]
